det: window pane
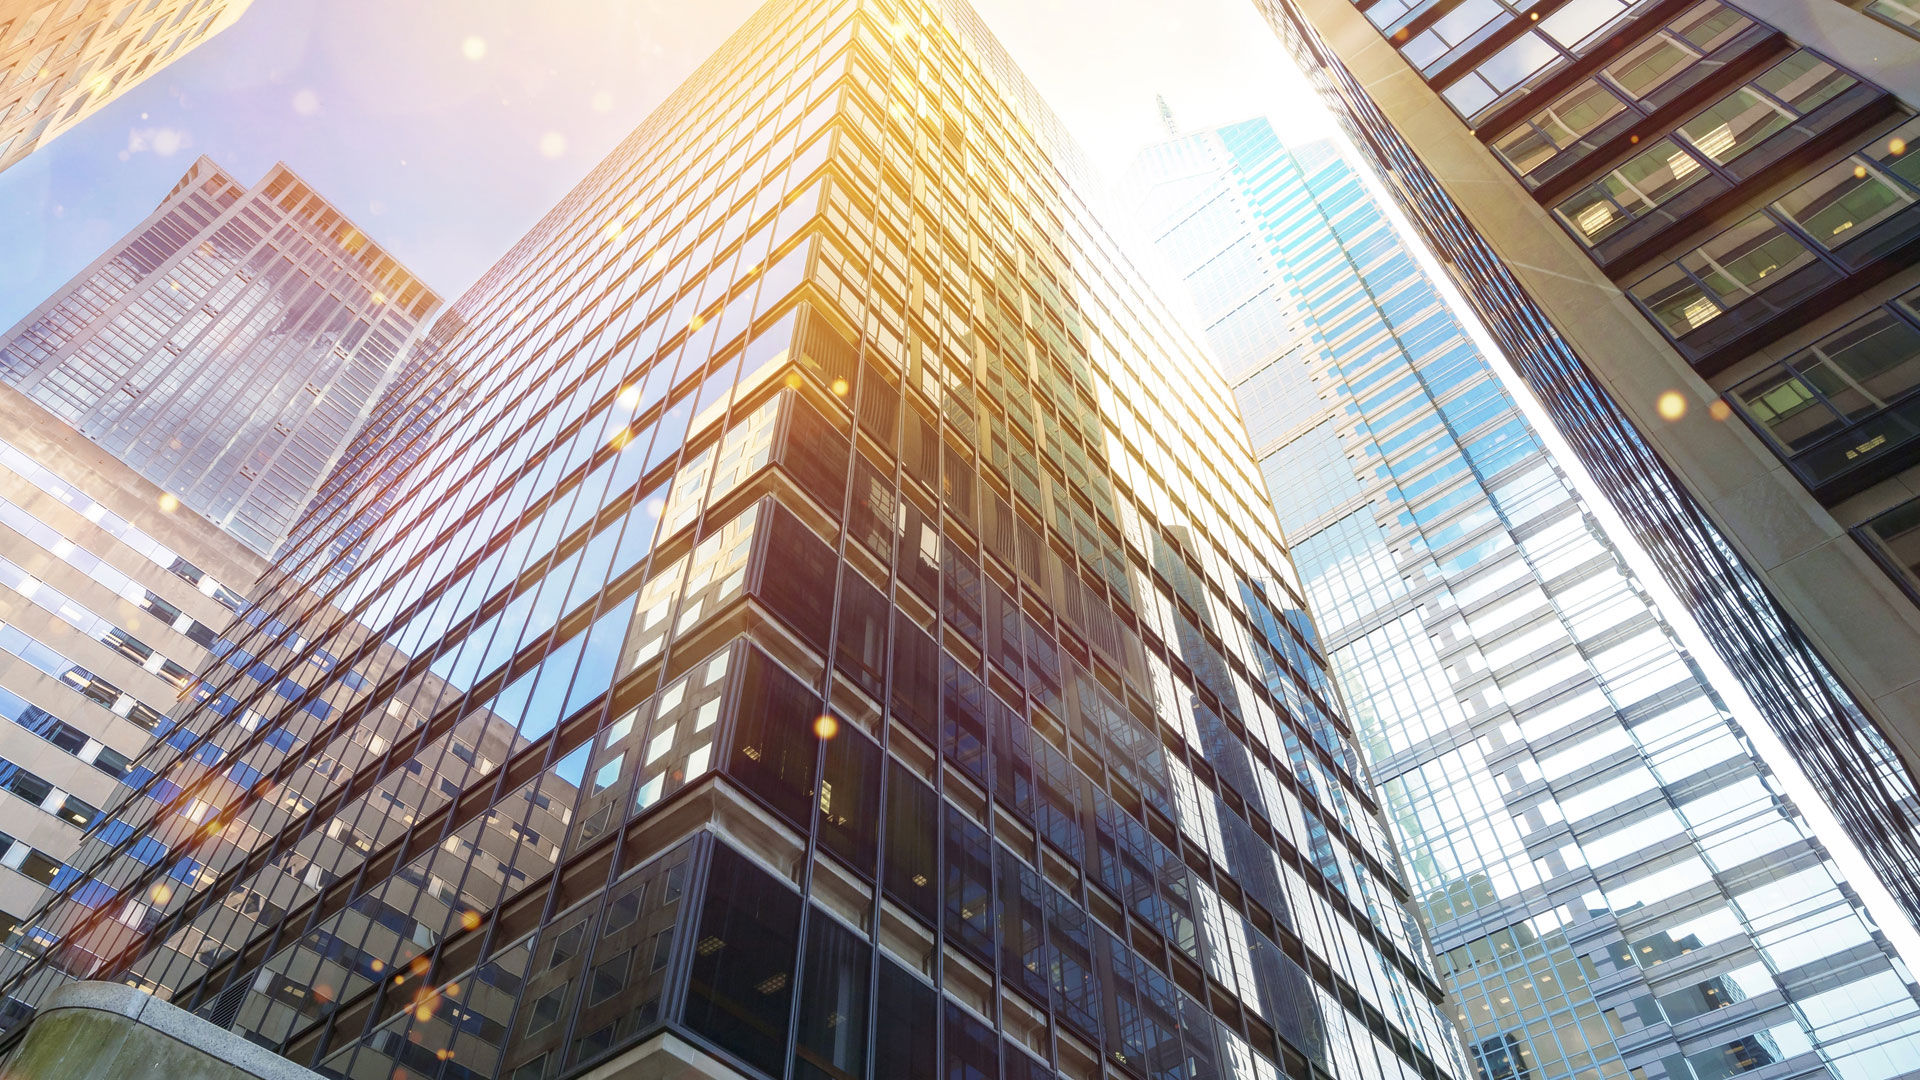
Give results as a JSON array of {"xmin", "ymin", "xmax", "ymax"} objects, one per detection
[
  {"xmin": 945, "ymin": 999, "xmax": 998, "ymax": 1080},
  {"xmin": 883, "ymin": 760, "xmax": 938, "ymax": 924},
  {"xmin": 1754, "ymin": 51, "xmax": 1854, "ymax": 112},
  {"xmin": 1602, "ymin": 32, "xmax": 1698, "ymax": 99},
  {"xmin": 1494, "ymin": 78, "xmax": 1628, "ymax": 174},
  {"xmin": 1554, "ymin": 139, "xmax": 1707, "ymax": 244},
  {"xmin": 1632, "ymin": 263, "xmax": 1723, "ymax": 335},
  {"xmin": 872, "ymin": 957, "xmax": 936, "ymax": 1080},
  {"xmin": 681, "ymin": 841, "xmax": 801, "ymax": 1076},
  {"xmin": 793, "ymin": 910, "xmax": 871, "ymax": 1080},
  {"xmin": 1680, "ymin": 88, "xmax": 1790, "ymax": 163},
  {"xmin": 1682, "ymin": 214, "xmax": 1816, "ymax": 303},
  {"xmin": 1776, "ymin": 158, "xmax": 1915, "ymax": 249},
  {"xmin": 1731, "ymin": 369, "xmax": 1844, "ymax": 451},
  {"xmin": 818, "ymin": 725, "xmax": 881, "ymax": 876},
  {"xmin": 725, "ymin": 643, "xmax": 822, "ymax": 830}
]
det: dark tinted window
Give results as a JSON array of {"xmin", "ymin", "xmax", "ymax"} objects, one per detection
[
  {"xmin": 942, "ymin": 656, "xmax": 988, "ymax": 787},
  {"xmin": 872, "ymin": 957, "xmax": 936, "ymax": 1080},
  {"xmin": 681, "ymin": 841, "xmax": 801, "ymax": 1075},
  {"xmin": 756, "ymin": 502, "xmax": 836, "ymax": 655},
  {"xmin": 945, "ymin": 999, "xmax": 998, "ymax": 1080},
  {"xmin": 889, "ymin": 614, "xmax": 939, "ymax": 744},
  {"xmin": 780, "ymin": 393, "xmax": 849, "ymax": 518},
  {"xmin": 942, "ymin": 543, "xmax": 983, "ymax": 652},
  {"xmin": 883, "ymin": 761, "xmax": 938, "ymax": 924},
  {"xmin": 834, "ymin": 569, "xmax": 888, "ymax": 701},
  {"xmin": 818, "ymin": 726, "xmax": 881, "ymax": 877},
  {"xmin": 847, "ymin": 454, "xmax": 895, "ymax": 566},
  {"xmin": 944, "ymin": 804, "xmax": 994, "ymax": 965},
  {"xmin": 726, "ymin": 646, "xmax": 822, "ymax": 829},
  {"xmin": 793, "ymin": 910, "xmax": 871, "ymax": 1080}
]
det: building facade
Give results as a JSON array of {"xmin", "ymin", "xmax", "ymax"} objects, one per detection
[
  {"xmin": 0, "ymin": 3, "xmax": 1472, "ymax": 1080},
  {"xmin": 1124, "ymin": 119, "xmax": 1920, "ymax": 1080},
  {"xmin": 1250, "ymin": 0, "xmax": 1920, "ymax": 932},
  {"xmin": 0, "ymin": 0, "xmax": 252, "ymax": 176},
  {"xmin": 0, "ymin": 382, "xmax": 261, "ymax": 974},
  {"xmin": 0, "ymin": 156, "xmax": 440, "ymax": 557}
]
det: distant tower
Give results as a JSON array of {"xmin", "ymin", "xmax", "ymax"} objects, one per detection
[
  {"xmin": 0, "ymin": 156, "xmax": 439, "ymax": 555},
  {"xmin": 1156, "ymin": 92, "xmax": 1179, "ymax": 137}
]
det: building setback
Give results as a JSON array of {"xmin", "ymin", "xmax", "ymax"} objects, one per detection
[
  {"xmin": 0, "ymin": 156, "xmax": 440, "ymax": 558},
  {"xmin": 1124, "ymin": 119, "xmax": 1920, "ymax": 1080},
  {"xmin": 0, "ymin": 383, "xmax": 261, "ymax": 976},
  {"xmin": 0, "ymin": 2, "xmax": 1471, "ymax": 1080},
  {"xmin": 0, "ymin": 0, "xmax": 252, "ymax": 175},
  {"xmin": 1250, "ymin": 0, "xmax": 1920, "ymax": 932}
]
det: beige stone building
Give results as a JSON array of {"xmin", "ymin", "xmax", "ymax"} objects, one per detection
[
  {"xmin": 0, "ymin": 0, "xmax": 252, "ymax": 174},
  {"xmin": 0, "ymin": 382, "xmax": 262, "ymax": 941}
]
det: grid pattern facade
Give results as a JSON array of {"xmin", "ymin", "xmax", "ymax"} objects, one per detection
[
  {"xmin": 0, "ymin": 156, "xmax": 440, "ymax": 557},
  {"xmin": 0, "ymin": 386, "xmax": 261, "ymax": 995},
  {"xmin": 1123, "ymin": 118, "xmax": 1920, "ymax": 1080},
  {"xmin": 0, "ymin": 3, "xmax": 1471, "ymax": 1080},
  {"xmin": 1251, "ymin": 0, "xmax": 1920, "ymax": 938},
  {"xmin": 0, "ymin": 0, "xmax": 250, "ymax": 174}
]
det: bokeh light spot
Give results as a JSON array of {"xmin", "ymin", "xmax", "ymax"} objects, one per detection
[
  {"xmin": 1657, "ymin": 391, "xmax": 1687, "ymax": 420},
  {"xmin": 461, "ymin": 35, "xmax": 487, "ymax": 61}
]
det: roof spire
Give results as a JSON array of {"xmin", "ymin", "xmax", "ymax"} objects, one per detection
[{"xmin": 1156, "ymin": 94, "xmax": 1179, "ymax": 138}]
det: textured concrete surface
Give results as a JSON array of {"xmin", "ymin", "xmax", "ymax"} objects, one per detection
[{"xmin": 2, "ymin": 980, "xmax": 321, "ymax": 1080}]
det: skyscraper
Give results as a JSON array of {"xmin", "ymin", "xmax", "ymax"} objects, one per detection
[
  {"xmin": 0, "ymin": 156, "xmax": 440, "ymax": 557},
  {"xmin": 0, "ymin": 0, "xmax": 253, "ymax": 175},
  {"xmin": 0, "ymin": 3, "xmax": 1470, "ymax": 1080},
  {"xmin": 1123, "ymin": 120, "xmax": 1920, "ymax": 1080},
  {"xmin": 0, "ymin": 382, "xmax": 260, "ymax": 978},
  {"xmin": 1251, "ymin": 0, "xmax": 1920, "ymax": 930}
]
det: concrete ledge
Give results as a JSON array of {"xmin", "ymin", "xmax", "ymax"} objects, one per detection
[
  {"xmin": 3, "ymin": 980, "xmax": 320, "ymax": 1080},
  {"xmin": 577, "ymin": 1030, "xmax": 751, "ymax": 1080}
]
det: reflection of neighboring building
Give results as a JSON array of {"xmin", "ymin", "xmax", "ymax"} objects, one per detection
[
  {"xmin": 0, "ymin": 156, "xmax": 439, "ymax": 556},
  {"xmin": 1122, "ymin": 124, "xmax": 1920, "ymax": 1080},
  {"xmin": 0, "ymin": 384, "xmax": 261, "ymax": 990},
  {"xmin": 0, "ymin": 2, "xmax": 1476, "ymax": 1079},
  {"xmin": 1248, "ymin": 0, "xmax": 1920, "ymax": 934},
  {"xmin": 0, "ymin": 0, "xmax": 254, "ymax": 175}
]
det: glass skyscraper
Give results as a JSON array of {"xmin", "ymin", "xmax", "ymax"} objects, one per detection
[
  {"xmin": 1123, "ymin": 120, "xmax": 1920, "ymax": 1080},
  {"xmin": 0, "ymin": 3, "xmax": 1470, "ymax": 1079},
  {"xmin": 1251, "ymin": 0, "xmax": 1920, "ymax": 931},
  {"xmin": 0, "ymin": 155, "xmax": 440, "ymax": 557}
]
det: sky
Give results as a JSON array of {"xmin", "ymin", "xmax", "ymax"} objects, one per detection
[{"xmin": 0, "ymin": 0, "xmax": 1333, "ymax": 331}]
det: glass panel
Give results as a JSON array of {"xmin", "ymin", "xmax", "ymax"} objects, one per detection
[
  {"xmin": 1798, "ymin": 312, "xmax": 1920, "ymax": 418},
  {"xmin": 1602, "ymin": 32, "xmax": 1701, "ymax": 100},
  {"xmin": 793, "ymin": 909, "xmax": 870, "ymax": 1080},
  {"xmin": 681, "ymin": 841, "xmax": 801, "ymax": 1076},
  {"xmin": 1679, "ymin": 88, "xmax": 1791, "ymax": 163},
  {"xmin": 872, "ymin": 957, "xmax": 936, "ymax": 1080},
  {"xmin": 1731, "ymin": 369, "xmax": 1846, "ymax": 452},
  {"xmin": 1632, "ymin": 263, "xmax": 1724, "ymax": 335},
  {"xmin": 1861, "ymin": 496, "xmax": 1920, "ymax": 593},
  {"xmin": 1492, "ymin": 80, "xmax": 1627, "ymax": 175},
  {"xmin": 1753, "ymin": 51, "xmax": 1854, "ymax": 113},
  {"xmin": 1862, "ymin": 118, "xmax": 1920, "ymax": 189},
  {"xmin": 883, "ymin": 760, "xmax": 938, "ymax": 924},
  {"xmin": 1554, "ymin": 139, "xmax": 1708, "ymax": 244},
  {"xmin": 1773, "ymin": 159, "xmax": 1915, "ymax": 249},
  {"xmin": 1860, "ymin": 0, "xmax": 1920, "ymax": 35},
  {"xmin": 1680, "ymin": 213, "xmax": 1817, "ymax": 306},
  {"xmin": 1672, "ymin": 0, "xmax": 1751, "ymax": 49}
]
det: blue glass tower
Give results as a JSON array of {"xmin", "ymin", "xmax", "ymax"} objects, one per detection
[{"xmin": 1124, "ymin": 122, "xmax": 1920, "ymax": 1080}]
